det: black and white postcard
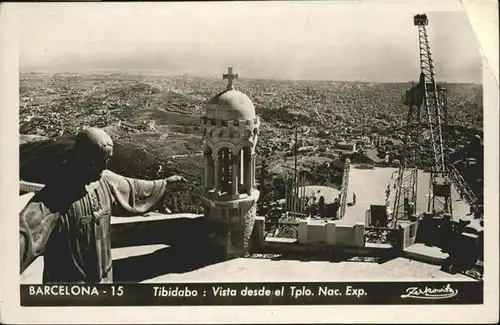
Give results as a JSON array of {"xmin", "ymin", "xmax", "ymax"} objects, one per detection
[{"xmin": 1, "ymin": 0, "xmax": 498, "ymax": 323}]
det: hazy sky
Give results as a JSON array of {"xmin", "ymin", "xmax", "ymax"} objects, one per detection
[{"xmin": 18, "ymin": 1, "xmax": 483, "ymax": 83}]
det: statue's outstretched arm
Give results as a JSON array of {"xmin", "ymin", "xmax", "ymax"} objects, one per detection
[{"xmin": 103, "ymin": 170, "xmax": 188, "ymax": 216}]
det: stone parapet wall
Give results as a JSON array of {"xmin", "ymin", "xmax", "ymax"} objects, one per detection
[
  {"xmin": 251, "ymin": 217, "xmax": 414, "ymax": 253},
  {"xmin": 298, "ymin": 220, "xmax": 365, "ymax": 247},
  {"xmin": 250, "ymin": 217, "xmax": 399, "ymax": 257},
  {"xmin": 110, "ymin": 213, "xmax": 206, "ymax": 248},
  {"xmin": 202, "ymin": 190, "xmax": 260, "ymax": 207},
  {"xmin": 20, "ymin": 180, "xmax": 44, "ymax": 194},
  {"xmin": 203, "ymin": 189, "xmax": 260, "ymax": 203}
]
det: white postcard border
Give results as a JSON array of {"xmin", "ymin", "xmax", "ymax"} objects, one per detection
[{"xmin": 1, "ymin": 1, "xmax": 498, "ymax": 323}]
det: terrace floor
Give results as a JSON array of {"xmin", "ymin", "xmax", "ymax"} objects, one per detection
[
  {"xmin": 342, "ymin": 166, "xmax": 476, "ymax": 227},
  {"xmin": 21, "ymin": 243, "xmax": 474, "ymax": 284}
]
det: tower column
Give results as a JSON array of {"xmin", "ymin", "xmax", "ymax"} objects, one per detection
[
  {"xmin": 232, "ymin": 153, "xmax": 239, "ymax": 195},
  {"xmin": 204, "ymin": 153, "xmax": 209, "ymax": 189},
  {"xmin": 223, "ymin": 148, "xmax": 230, "ymax": 193},
  {"xmin": 250, "ymin": 153, "xmax": 256, "ymax": 189},
  {"xmin": 213, "ymin": 153, "xmax": 220, "ymax": 193},
  {"xmin": 240, "ymin": 149, "xmax": 244, "ymax": 191}
]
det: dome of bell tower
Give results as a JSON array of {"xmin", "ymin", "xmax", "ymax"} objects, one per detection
[{"xmin": 205, "ymin": 89, "xmax": 256, "ymax": 121}]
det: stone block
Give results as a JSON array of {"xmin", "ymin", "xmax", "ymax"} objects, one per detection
[
  {"xmin": 333, "ymin": 224, "xmax": 356, "ymax": 246},
  {"xmin": 298, "ymin": 220, "xmax": 308, "ymax": 243},
  {"xmin": 402, "ymin": 225, "xmax": 411, "ymax": 249},
  {"xmin": 399, "ymin": 221, "xmax": 418, "ymax": 249},
  {"xmin": 250, "ymin": 216, "xmax": 265, "ymax": 252},
  {"xmin": 354, "ymin": 222, "xmax": 365, "ymax": 247},
  {"xmin": 409, "ymin": 220, "xmax": 419, "ymax": 238},
  {"xmin": 307, "ymin": 221, "xmax": 327, "ymax": 243},
  {"xmin": 326, "ymin": 221, "xmax": 336, "ymax": 244}
]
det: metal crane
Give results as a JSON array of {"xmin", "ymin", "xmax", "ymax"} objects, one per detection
[{"xmin": 392, "ymin": 13, "xmax": 453, "ymax": 224}]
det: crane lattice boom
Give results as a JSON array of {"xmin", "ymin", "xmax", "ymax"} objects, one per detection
[{"xmin": 393, "ymin": 14, "xmax": 453, "ymax": 225}]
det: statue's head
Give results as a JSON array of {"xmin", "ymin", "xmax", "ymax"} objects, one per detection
[{"xmin": 72, "ymin": 127, "xmax": 114, "ymax": 184}]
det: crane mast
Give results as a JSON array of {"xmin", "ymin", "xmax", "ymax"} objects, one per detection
[
  {"xmin": 414, "ymin": 14, "xmax": 452, "ymax": 216},
  {"xmin": 393, "ymin": 14, "xmax": 453, "ymax": 225}
]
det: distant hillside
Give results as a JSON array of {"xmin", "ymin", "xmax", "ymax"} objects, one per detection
[
  {"xmin": 147, "ymin": 89, "xmax": 195, "ymax": 102},
  {"xmin": 133, "ymin": 109, "xmax": 200, "ymax": 126},
  {"xmin": 20, "ymin": 134, "xmax": 205, "ymax": 213}
]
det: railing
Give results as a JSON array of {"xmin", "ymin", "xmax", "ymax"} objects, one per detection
[
  {"xmin": 338, "ymin": 159, "xmax": 351, "ymax": 219},
  {"xmin": 448, "ymin": 164, "xmax": 477, "ymax": 205},
  {"xmin": 364, "ymin": 226, "xmax": 402, "ymax": 247},
  {"xmin": 283, "ymin": 212, "xmax": 309, "ymax": 220},
  {"xmin": 264, "ymin": 220, "xmax": 299, "ymax": 239}
]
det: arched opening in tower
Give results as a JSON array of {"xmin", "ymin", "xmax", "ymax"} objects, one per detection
[
  {"xmin": 203, "ymin": 147, "xmax": 214, "ymax": 190},
  {"xmin": 240, "ymin": 147, "xmax": 253, "ymax": 195},
  {"xmin": 219, "ymin": 147, "xmax": 234, "ymax": 194},
  {"xmin": 209, "ymin": 146, "xmax": 254, "ymax": 197}
]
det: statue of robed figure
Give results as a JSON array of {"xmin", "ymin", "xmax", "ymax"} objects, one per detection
[{"xmin": 19, "ymin": 127, "xmax": 187, "ymax": 283}]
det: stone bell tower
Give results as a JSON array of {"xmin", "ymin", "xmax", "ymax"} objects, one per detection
[{"xmin": 201, "ymin": 67, "xmax": 260, "ymax": 260}]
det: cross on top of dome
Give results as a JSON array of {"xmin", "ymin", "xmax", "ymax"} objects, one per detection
[
  {"xmin": 205, "ymin": 66, "xmax": 256, "ymax": 120},
  {"xmin": 223, "ymin": 67, "xmax": 238, "ymax": 90}
]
